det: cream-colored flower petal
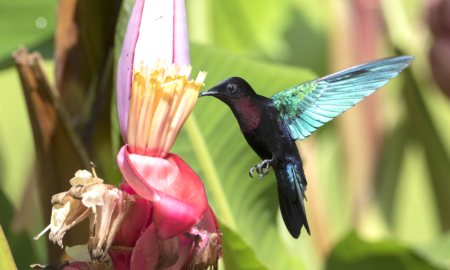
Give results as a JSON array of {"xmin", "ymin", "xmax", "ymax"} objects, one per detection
[
  {"xmin": 108, "ymin": 188, "xmax": 120, "ymax": 199},
  {"xmin": 70, "ymin": 170, "xmax": 103, "ymax": 186},
  {"xmin": 50, "ymin": 202, "xmax": 71, "ymax": 234},
  {"xmin": 75, "ymin": 170, "xmax": 93, "ymax": 179},
  {"xmin": 81, "ymin": 184, "xmax": 107, "ymax": 207}
]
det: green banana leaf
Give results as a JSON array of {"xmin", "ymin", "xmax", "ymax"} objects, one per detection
[
  {"xmin": 0, "ymin": 0, "xmax": 55, "ymax": 69},
  {"xmin": 186, "ymin": 0, "xmax": 329, "ymax": 75}
]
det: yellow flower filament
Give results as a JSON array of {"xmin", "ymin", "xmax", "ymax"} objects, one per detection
[{"xmin": 127, "ymin": 60, "xmax": 207, "ymax": 157}]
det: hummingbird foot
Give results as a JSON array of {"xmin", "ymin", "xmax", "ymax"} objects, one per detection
[{"xmin": 249, "ymin": 159, "xmax": 273, "ymax": 179}]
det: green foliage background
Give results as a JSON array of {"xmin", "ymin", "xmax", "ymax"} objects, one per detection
[{"xmin": 0, "ymin": 0, "xmax": 450, "ymax": 269}]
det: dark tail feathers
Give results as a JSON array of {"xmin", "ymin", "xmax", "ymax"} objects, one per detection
[{"xmin": 275, "ymin": 162, "xmax": 310, "ymax": 238}]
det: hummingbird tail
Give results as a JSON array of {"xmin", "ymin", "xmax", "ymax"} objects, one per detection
[{"xmin": 275, "ymin": 161, "xmax": 310, "ymax": 238}]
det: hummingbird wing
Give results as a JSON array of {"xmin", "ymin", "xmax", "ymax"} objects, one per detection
[{"xmin": 271, "ymin": 56, "xmax": 414, "ymax": 140}]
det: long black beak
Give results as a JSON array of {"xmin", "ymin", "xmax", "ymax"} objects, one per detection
[{"xmin": 198, "ymin": 88, "xmax": 218, "ymax": 98}]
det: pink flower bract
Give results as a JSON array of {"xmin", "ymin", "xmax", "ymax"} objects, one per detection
[{"xmin": 117, "ymin": 145, "xmax": 208, "ymax": 240}]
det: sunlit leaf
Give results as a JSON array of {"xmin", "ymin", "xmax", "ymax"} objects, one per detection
[
  {"xmin": 0, "ymin": 0, "xmax": 55, "ymax": 65},
  {"xmin": 186, "ymin": 0, "xmax": 329, "ymax": 75}
]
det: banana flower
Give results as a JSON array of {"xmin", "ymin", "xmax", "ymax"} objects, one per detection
[{"xmin": 114, "ymin": 0, "xmax": 221, "ymax": 269}]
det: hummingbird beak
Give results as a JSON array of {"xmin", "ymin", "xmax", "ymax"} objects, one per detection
[{"xmin": 198, "ymin": 88, "xmax": 218, "ymax": 98}]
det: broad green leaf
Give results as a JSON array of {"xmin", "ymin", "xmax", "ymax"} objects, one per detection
[
  {"xmin": 186, "ymin": 0, "xmax": 329, "ymax": 75},
  {"xmin": 0, "ymin": 224, "xmax": 17, "ymax": 270},
  {"xmin": 172, "ymin": 43, "xmax": 316, "ymax": 270},
  {"xmin": 218, "ymin": 220, "xmax": 269, "ymax": 270},
  {"xmin": 0, "ymin": 0, "xmax": 55, "ymax": 66},
  {"xmin": 326, "ymin": 231, "xmax": 440, "ymax": 270}
]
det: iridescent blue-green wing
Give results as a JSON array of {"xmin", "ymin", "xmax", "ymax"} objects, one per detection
[{"xmin": 271, "ymin": 56, "xmax": 414, "ymax": 140}]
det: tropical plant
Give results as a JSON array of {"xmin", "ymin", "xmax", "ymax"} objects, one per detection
[{"xmin": 0, "ymin": 0, "xmax": 449, "ymax": 269}]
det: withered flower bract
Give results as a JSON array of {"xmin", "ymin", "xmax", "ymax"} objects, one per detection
[{"xmin": 35, "ymin": 168, "xmax": 135, "ymax": 262}]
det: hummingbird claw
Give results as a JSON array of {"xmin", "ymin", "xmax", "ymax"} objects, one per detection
[
  {"xmin": 263, "ymin": 163, "xmax": 270, "ymax": 175},
  {"xmin": 249, "ymin": 159, "xmax": 273, "ymax": 179}
]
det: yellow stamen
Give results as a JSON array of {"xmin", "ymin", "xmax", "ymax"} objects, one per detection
[{"xmin": 127, "ymin": 59, "xmax": 207, "ymax": 157}]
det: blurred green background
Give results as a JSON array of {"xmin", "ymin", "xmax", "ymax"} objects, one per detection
[{"xmin": 1, "ymin": 0, "xmax": 450, "ymax": 269}]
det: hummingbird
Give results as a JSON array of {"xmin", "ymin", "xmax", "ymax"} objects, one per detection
[{"xmin": 198, "ymin": 56, "xmax": 414, "ymax": 238}]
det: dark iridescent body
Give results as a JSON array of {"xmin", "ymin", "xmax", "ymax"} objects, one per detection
[{"xmin": 198, "ymin": 56, "xmax": 414, "ymax": 238}]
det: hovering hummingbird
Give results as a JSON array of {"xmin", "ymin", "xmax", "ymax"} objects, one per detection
[{"xmin": 198, "ymin": 56, "xmax": 414, "ymax": 238}]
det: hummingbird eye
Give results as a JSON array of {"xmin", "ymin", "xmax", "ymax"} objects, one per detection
[{"xmin": 227, "ymin": 84, "xmax": 236, "ymax": 93}]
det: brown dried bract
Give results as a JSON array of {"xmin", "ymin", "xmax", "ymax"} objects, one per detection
[
  {"xmin": 34, "ymin": 169, "xmax": 135, "ymax": 262},
  {"xmin": 184, "ymin": 228, "xmax": 222, "ymax": 270}
]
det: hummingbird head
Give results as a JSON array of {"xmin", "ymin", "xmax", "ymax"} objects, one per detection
[{"xmin": 198, "ymin": 77, "xmax": 257, "ymax": 103}]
